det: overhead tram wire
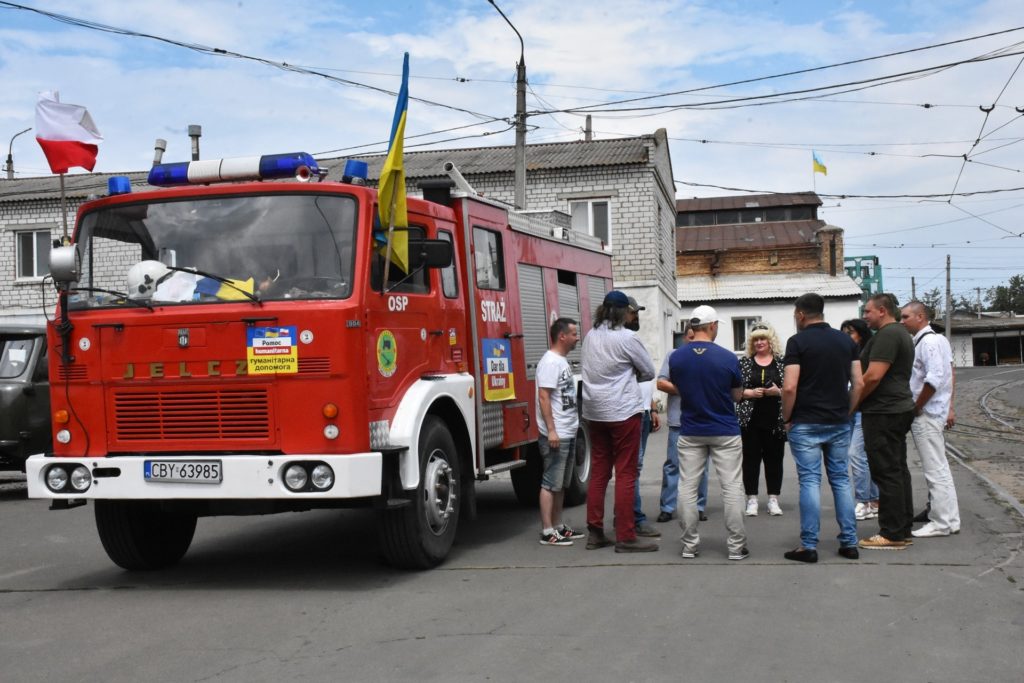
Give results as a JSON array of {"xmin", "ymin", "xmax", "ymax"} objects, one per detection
[
  {"xmin": 674, "ymin": 179, "xmax": 1024, "ymax": 199},
  {"xmin": 0, "ymin": 1, "xmax": 500, "ymax": 122},
  {"xmin": 538, "ymin": 23, "xmax": 1024, "ymax": 113}
]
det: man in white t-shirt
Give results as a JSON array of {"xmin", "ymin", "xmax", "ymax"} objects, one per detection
[{"xmin": 536, "ymin": 317, "xmax": 582, "ymax": 546}]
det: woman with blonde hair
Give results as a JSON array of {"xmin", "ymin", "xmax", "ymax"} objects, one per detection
[{"xmin": 736, "ymin": 322, "xmax": 787, "ymax": 516}]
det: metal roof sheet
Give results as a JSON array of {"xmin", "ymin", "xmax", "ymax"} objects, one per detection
[
  {"xmin": 677, "ymin": 272, "xmax": 863, "ymax": 302},
  {"xmin": 0, "ymin": 134, "xmax": 654, "ymax": 203},
  {"xmin": 676, "ymin": 192, "xmax": 822, "ymax": 212},
  {"xmin": 677, "ymin": 220, "xmax": 826, "ymax": 252}
]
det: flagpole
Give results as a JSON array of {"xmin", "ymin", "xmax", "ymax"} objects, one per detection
[
  {"xmin": 59, "ymin": 173, "xmax": 69, "ymax": 243},
  {"xmin": 382, "ymin": 186, "xmax": 398, "ymax": 292}
]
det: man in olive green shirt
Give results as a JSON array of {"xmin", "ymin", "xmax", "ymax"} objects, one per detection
[{"xmin": 858, "ymin": 293, "xmax": 916, "ymax": 551}]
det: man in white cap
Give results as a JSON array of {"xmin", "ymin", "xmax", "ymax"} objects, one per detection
[{"xmin": 667, "ymin": 305, "xmax": 748, "ymax": 560}]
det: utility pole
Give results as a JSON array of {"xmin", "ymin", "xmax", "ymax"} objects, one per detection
[
  {"xmin": 975, "ymin": 286, "xmax": 982, "ymax": 318},
  {"xmin": 489, "ymin": 0, "xmax": 527, "ymax": 210},
  {"xmin": 944, "ymin": 254, "xmax": 952, "ymax": 341},
  {"xmin": 911, "ymin": 276, "xmax": 916, "ymax": 301}
]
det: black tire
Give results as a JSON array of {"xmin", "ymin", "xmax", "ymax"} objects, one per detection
[
  {"xmin": 510, "ymin": 443, "xmax": 542, "ymax": 507},
  {"xmin": 94, "ymin": 500, "xmax": 197, "ymax": 570},
  {"xmin": 379, "ymin": 417, "xmax": 461, "ymax": 569},
  {"xmin": 563, "ymin": 423, "xmax": 591, "ymax": 507}
]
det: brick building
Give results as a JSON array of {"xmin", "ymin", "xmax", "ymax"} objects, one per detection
[
  {"xmin": 675, "ymin": 192, "xmax": 862, "ymax": 352},
  {"xmin": 1, "ymin": 130, "xmax": 679, "ymax": 362}
]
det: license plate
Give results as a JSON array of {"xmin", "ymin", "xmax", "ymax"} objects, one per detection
[{"xmin": 144, "ymin": 460, "xmax": 222, "ymax": 484}]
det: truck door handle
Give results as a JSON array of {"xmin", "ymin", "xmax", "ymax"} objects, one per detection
[
  {"xmin": 504, "ymin": 332, "xmax": 524, "ymax": 339},
  {"xmin": 429, "ymin": 329, "xmax": 444, "ymax": 336}
]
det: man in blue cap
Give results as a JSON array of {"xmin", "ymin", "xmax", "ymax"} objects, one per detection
[{"xmin": 581, "ymin": 290, "xmax": 658, "ymax": 553}]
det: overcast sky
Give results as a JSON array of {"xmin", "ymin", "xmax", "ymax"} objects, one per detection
[{"xmin": 2, "ymin": 0, "xmax": 1023, "ymax": 305}]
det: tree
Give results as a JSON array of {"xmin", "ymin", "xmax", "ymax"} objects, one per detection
[
  {"xmin": 987, "ymin": 274, "xmax": 1024, "ymax": 313},
  {"xmin": 919, "ymin": 287, "xmax": 943, "ymax": 317}
]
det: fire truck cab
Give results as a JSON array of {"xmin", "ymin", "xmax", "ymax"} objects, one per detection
[{"xmin": 26, "ymin": 153, "xmax": 613, "ymax": 570}]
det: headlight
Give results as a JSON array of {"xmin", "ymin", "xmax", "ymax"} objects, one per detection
[
  {"xmin": 284, "ymin": 464, "xmax": 308, "ymax": 491},
  {"xmin": 70, "ymin": 466, "xmax": 92, "ymax": 492},
  {"xmin": 323, "ymin": 424, "xmax": 339, "ymax": 440},
  {"xmin": 310, "ymin": 464, "xmax": 334, "ymax": 490},
  {"xmin": 56, "ymin": 429, "xmax": 72, "ymax": 444},
  {"xmin": 46, "ymin": 466, "xmax": 69, "ymax": 492}
]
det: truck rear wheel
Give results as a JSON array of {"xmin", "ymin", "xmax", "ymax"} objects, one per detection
[
  {"xmin": 563, "ymin": 424, "xmax": 591, "ymax": 507},
  {"xmin": 95, "ymin": 500, "xmax": 197, "ymax": 570},
  {"xmin": 379, "ymin": 417, "xmax": 460, "ymax": 569}
]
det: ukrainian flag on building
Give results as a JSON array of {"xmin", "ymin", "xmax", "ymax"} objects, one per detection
[
  {"xmin": 812, "ymin": 151, "xmax": 827, "ymax": 176},
  {"xmin": 376, "ymin": 52, "xmax": 411, "ymax": 273}
]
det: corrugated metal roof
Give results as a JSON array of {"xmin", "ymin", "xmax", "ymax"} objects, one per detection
[
  {"xmin": 677, "ymin": 272, "xmax": 863, "ymax": 302},
  {"xmin": 933, "ymin": 316, "xmax": 1024, "ymax": 333},
  {"xmin": 677, "ymin": 220, "xmax": 826, "ymax": 251},
  {"xmin": 676, "ymin": 193, "xmax": 821, "ymax": 212},
  {"xmin": 0, "ymin": 134, "xmax": 653, "ymax": 203}
]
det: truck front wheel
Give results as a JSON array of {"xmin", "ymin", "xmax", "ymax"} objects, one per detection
[
  {"xmin": 563, "ymin": 424, "xmax": 591, "ymax": 507},
  {"xmin": 379, "ymin": 417, "xmax": 460, "ymax": 569},
  {"xmin": 95, "ymin": 501, "xmax": 197, "ymax": 570}
]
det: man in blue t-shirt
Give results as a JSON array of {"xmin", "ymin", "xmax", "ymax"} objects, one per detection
[{"xmin": 667, "ymin": 305, "xmax": 748, "ymax": 561}]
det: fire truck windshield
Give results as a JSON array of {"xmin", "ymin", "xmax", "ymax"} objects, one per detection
[{"xmin": 69, "ymin": 193, "xmax": 357, "ymax": 308}]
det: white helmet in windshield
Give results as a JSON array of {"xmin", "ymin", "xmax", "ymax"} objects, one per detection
[{"xmin": 127, "ymin": 260, "xmax": 172, "ymax": 299}]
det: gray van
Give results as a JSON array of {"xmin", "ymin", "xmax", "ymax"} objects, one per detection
[{"xmin": 0, "ymin": 325, "xmax": 51, "ymax": 470}]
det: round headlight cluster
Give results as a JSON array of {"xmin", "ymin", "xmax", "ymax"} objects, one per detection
[
  {"xmin": 45, "ymin": 464, "xmax": 91, "ymax": 493},
  {"xmin": 282, "ymin": 462, "xmax": 335, "ymax": 493}
]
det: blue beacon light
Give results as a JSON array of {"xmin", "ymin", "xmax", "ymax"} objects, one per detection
[{"xmin": 148, "ymin": 152, "xmax": 322, "ymax": 187}]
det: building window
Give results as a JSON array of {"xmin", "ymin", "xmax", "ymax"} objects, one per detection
[
  {"xmin": 16, "ymin": 229, "xmax": 52, "ymax": 279},
  {"xmin": 732, "ymin": 317, "xmax": 762, "ymax": 352},
  {"xmin": 570, "ymin": 199, "xmax": 611, "ymax": 245}
]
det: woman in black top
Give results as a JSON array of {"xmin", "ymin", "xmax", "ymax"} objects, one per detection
[
  {"xmin": 736, "ymin": 323, "xmax": 787, "ymax": 516},
  {"xmin": 841, "ymin": 318, "xmax": 879, "ymax": 520}
]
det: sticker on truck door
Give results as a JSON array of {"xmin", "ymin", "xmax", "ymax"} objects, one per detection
[
  {"xmin": 246, "ymin": 326, "xmax": 298, "ymax": 374},
  {"xmin": 482, "ymin": 338, "xmax": 515, "ymax": 401}
]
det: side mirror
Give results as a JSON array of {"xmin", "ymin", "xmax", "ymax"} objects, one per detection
[
  {"xmin": 408, "ymin": 238, "xmax": 453, "ymax": 269},
  {"xmin": 49, "ymin": 245, "xmax": 81, "ymax": 288}
]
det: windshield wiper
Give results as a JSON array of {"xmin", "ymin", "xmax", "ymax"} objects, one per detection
[
  {"xmin": 70, "ymin": 287, "xmax": 153, "ymax": 311},
  {"xmin": 166, "ymin": 266, "xmax": 262, "ymax": 305}
]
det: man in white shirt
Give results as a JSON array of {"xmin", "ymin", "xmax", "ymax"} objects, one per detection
[
  {"xmin": 535, "ymin": 317, "xmax": 583, "ymax": 546},
  {"xmin": 581, "ymin": 290, "xmax": 658, "ymax": 553},
  {"xmin": 900, "ymin": 301, "xmax": 960, "ymax": 537}
]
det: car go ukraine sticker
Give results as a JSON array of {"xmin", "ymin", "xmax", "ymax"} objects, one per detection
[
  {"xmin": 481, "ymin": 338, "xmax": 515, "ymax": 401},
  {"xmin": 247, "ymin": 326, "xmax": 298, "ymax": 375},
  {"xmin": 377, "ymin": 330, "xmax": 397, "ymax": 377}
]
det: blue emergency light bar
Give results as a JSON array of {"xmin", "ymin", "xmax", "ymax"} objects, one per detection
[{"xmin": 148, "ymin": 152, "xmax": 322, "ymax": 187}]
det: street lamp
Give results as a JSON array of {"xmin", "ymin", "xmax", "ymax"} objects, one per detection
[
  {"xmin": 488, "ymin": 0, "xmax": 527, "ymax": 210},
  {"xmin": 5, "ymin": 127, "xmax": 32, "ymax": 180}
]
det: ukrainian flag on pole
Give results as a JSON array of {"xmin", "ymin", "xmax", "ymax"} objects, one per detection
[
  {"xmin": 812, "ymin": 150, "xmax": 828, "ymax": 176},
  {"xmin": 376, "ymin": 52, "xmax": 410, "ymax": 273}
]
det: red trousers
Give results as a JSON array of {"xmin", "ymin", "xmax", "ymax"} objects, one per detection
[{"xmin": 586, "ymin": 414, "xmax": 642, "ymax": 542}]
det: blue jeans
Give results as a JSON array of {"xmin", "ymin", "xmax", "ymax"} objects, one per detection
[
  {"xmin": 788, "ymin": 422, "xmax": 857, "ymax": 549},
  {"xmin": 848, "ymin": 413, "xmax": 878, "ymax": 503},
  {"xmin": 634, "ymin": 411, "xmax": 652, "ymax": 525},
  {"xmin": 659, "ymin": 426, "xmax": 709, "ymax": 514}
]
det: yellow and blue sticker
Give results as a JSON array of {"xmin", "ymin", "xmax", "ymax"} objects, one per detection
[
  {"xmin": 247, "ymin": 326, "xmax": 297, "ymax": 375},
  {"xmin": 482, "ymin": 338, "xmax": 515, "ymax": 401}
]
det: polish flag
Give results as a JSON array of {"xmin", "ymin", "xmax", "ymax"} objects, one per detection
[{"xmin": 35, "ymin": 91, "xmax": 103, "ymax": 174}]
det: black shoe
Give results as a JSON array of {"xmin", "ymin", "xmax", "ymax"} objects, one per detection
[
  {"xmin": 585, "ymin": 528, "xmax": 614, "ymax": 550},
  {"xmin": 838, "ymin": 546, "xmax": 860, "ymax": 560},
  {"xmin": 656, "ymin": 511, "xmax": 675, "ymax": 523},
  {"xmin": 913, "ymin": 506, "xmax": 931, "ymax": 523},
  {"xmin": 699, "ymin": 511, "xmax": 708, "ymax": 522},
  {"xmin": 783, "ymin": 547, "xmax": 818, "ymax": 563}
]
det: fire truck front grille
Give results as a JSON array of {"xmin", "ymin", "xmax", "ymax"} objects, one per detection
[{"xmin": 113, "ymin": 388, "xmax": 271, "ymax": 441}]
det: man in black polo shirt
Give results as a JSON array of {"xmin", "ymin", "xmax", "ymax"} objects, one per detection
[
  {"xmin": 781, "ymin": 293, "xmax": 864, "ymax": 563},
  {"xmin": 857, "ymin": 293, "xmax": 917, "ymax": 550}
]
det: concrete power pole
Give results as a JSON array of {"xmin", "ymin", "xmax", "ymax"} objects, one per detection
[
  {"xmin": 976, "ymin": 287, "xmax": 982, "ymax": 318},
  {"xmin": 911, "ymin": 276, "xmax": 916, "ymax": 300},
  {"xmin": 944, "ymin": 254, "xmax": 952, "ymax": 340},
  {"xmin": 489, "ymin": 1, "xmax": 527, "ymax": 210}
]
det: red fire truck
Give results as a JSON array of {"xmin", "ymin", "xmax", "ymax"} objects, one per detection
[{"xmin": 26, "ymin": 152, "xmax": 613, "ymax": 570}]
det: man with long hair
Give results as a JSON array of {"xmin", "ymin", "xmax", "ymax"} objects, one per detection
[{"xmin": 581, "ymin": 290, "xmax": 658, "ymax": 553}]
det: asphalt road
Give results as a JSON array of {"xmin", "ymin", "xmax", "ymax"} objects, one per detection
[{"xmin": 2, "ymin": 373, "xmax": 1023, "ymax": 682}]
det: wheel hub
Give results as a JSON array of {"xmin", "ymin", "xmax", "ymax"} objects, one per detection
[{"xmin": 423, "ymin": 450, "xmax": 456, "ymax": 535}]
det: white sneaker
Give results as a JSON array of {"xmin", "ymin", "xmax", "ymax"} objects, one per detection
[
  {"xmin": 912, "ymin": 522, "xmax": 951, "ymax": 538},
  {"xmin": 855, "ymin": 502, "xmax": 869, "ymax": 520},
  {"xmin": 767, "ymin": 497, "xmax": 783, "ymax": 516},
  {"xmin": 744, "ymin": 497, "xmax": 758, "ymax": 516}
]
